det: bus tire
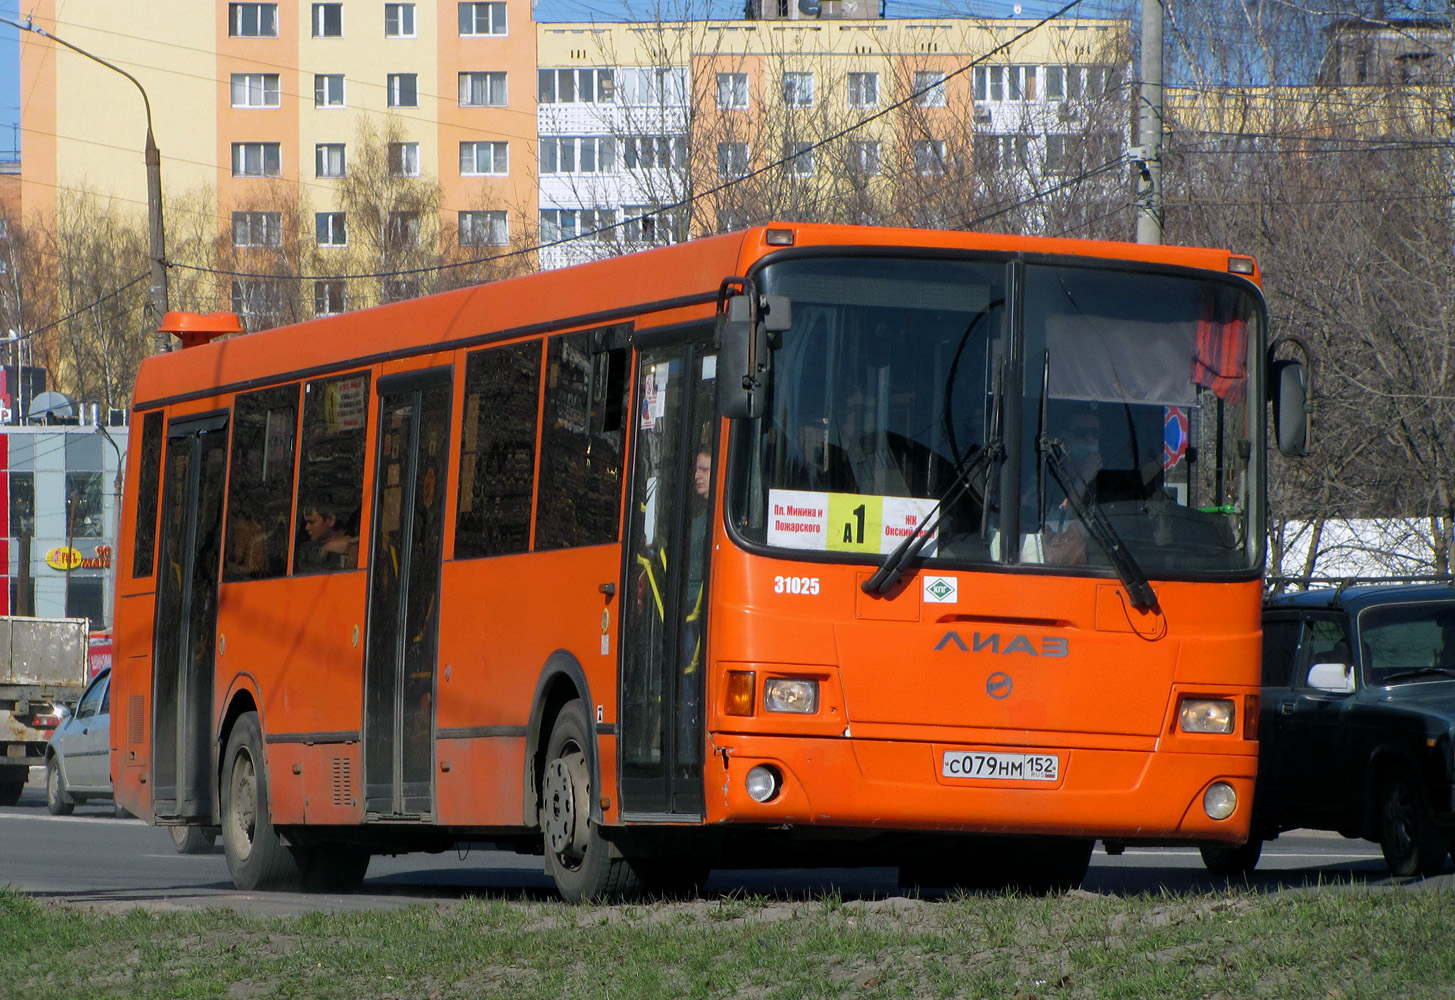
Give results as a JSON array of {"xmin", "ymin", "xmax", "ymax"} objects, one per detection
[
  {"xmin": 169, "ymin": 825, "xmax": 216, "ymax": 854},
  {"xmin": 221, "ymin": 712, "xmax": 299, "ymax": 890},
  {"xmin": 1378, "ymin": 767, "xmax": 1447, "ymax": 878},
  {"xmin": 46, "ymin": 757, "xmax": 74, "ymax": 816},
  {"xmin": 0, "ymin": 767, "xmax": 26, "ymax": 807},
  {"xmin": 540, "ymin": 700, "xmax": 640, "ymax": 903},
  {"xmin": 1200, "ymin": 839, "xmax": 1262, "ymax": 878}
]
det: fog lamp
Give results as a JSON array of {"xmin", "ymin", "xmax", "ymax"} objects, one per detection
[
  {"xmin": 745, "ymin": 765, "xmax": 781, "ymax": 803},
  {"xmin": 1204, "ymin": 782, "xmax": 1237, "ymax": 820},
  {"xmin": 1180, "ymin": 698, "xmax": 1235, "ymax": 734},
  {"xmin": 764, "ymin": 678, "xmax": 819, "ymax": 714}
]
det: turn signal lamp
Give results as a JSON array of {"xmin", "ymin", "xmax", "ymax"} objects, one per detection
[
  {"xmin": 725, "ymin": 670, "xmax": 756, "ymax": 716},
  {"xmin": 1243, "ymin": 695, "xmax": 1260, "ymax": 740},
  {"xmin": 1180, "ymin": 698, "xmax": 1236, "ymax": 734},
  {"xmin": 764, "ymin": 678, "xmax": 819, "ymax": 714}
]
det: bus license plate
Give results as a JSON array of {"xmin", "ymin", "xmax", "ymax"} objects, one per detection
[{"xmin": 942, "ymin": 751, "xmax": 1059, "ymax": 782}]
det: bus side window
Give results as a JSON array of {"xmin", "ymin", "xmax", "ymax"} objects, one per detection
[
  {"xmin": 293, "ymin": 372, "xmax": 371, "ymax": 574},
  {"xmin": 535, "ymin": 331, "xmax": 626, "ymax": 551},
  {"xmin": 131, "ymin": 410, "xmax": 165, "ymax": 578},
  {"xmin": 224, "ymin": 384, "xmax": 299, "ymax": 581},
  {"xmin": 456, "ymin": 341, "xmax": 542, "ymax": 559}
]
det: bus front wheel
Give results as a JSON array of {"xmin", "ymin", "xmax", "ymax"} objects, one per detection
[
  {"xmin": 221, "ymin": 712, "xmax": 299, "ymax": 890},
  {"xmin": 540, "ymin": 700, "xmax": 640, "ymax": 902}
]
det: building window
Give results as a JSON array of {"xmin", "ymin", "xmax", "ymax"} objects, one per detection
[
  {"xmin": 539, "ymin": 208, "xmax": 613, "ymax": 243},
  {"xmin": 387, "ymin": 73, "xmax": 418, "ymax": 107},
  {"xmin": 385, "ymin": 211, "xmax": 420, "ymax": 250},
  {"xmin": 388, "ymin": 141, "xmax": 420, "ymax": 176},
  {"xmin": 622, "ymin": 135, "xmax": 686, "ymax": 170},
  {"xmin": 718, "ymin": 141, "xmax": 749, "ymax": 179},
  {"xmin": 538, "ymin": 68, "xmax": 615, "ymax": 104},
  {"xmin": 385, "ymin": 3, "xmax": 416, "ymax": 37},
  {"xmin": 315, "ymin": 74, "xmax": 346, "ymax": 108},
  {"xmin": 617, "ymin": 67, "xmax": 687, "ymax": 107},
  {"xmin": 231, "ymin": 279, "xmax": 286, "ymax": 327},
  {"xmin": 316, "ymin": 143, "xmax": 346, "ymax": 178},
  {"xmin": 65, "ymin": 471, "xmax": 104, "ymax": 538},
  {"xmin": 973, "ymin": 66, "xmax": 1002, "ymax": 102},
  {"xmin": 977, "ymin": 133, "xmax": 1030, "ymax": 172},
  {"xmin": 913, "ymin": 71, "xmax": 947, "ymax": 107},
  {"xmin": 312, "ymin": 3, "xmax": 343, "ymax": 37},
  {"xmin": 783, "ymin": 140, "xmax": 814, "ymax": 176},
  {"xmin": 847, "ymin": 72, "xmax": 878, "ymax": 108},
  {"xmin": 314, "ymin": 280, "xmax": 346, "ymax": 316},
  {"xmin": 229, "ymin": 3, "xmax": 278, "ymax": 37},
  {"xmin": 459, "ymin": 71, "xmax": 507, "ymax": 107},
  {"xmin": 914, "ymin": 138, "xmax": 946, "ymax": 175},
  {"xmin": 231, "ymin": 73, "xmax": 280, "ymax": 108},
  {"xmin": 540, "ymin": 136, "xmax": 616, "ymax": 175},
  {"xmin": 1046, "ymin": 65, "xmax": 1116, "ymax": 100},
  {"xmin": 782, "ymin": 71, "xmax": 814, "ymax": 108},
  {"xmin": 459, "ymin": 210, "xmax": 508, "ymax": 246},
  {"xmin": 620, "ymin": 206, "xmax": 681, "ymax": 244},
  {"xmin": 850, "ymin": 139, "xmax": 881, "ymax": 176},
  {"xmin": 232, "ymin": 142, "xmax": 282, "ymax": 177},
  {"xmin": 459, "ymin": 140, "xmax": 508, "ymax": 175},
  {"xmin": 977, "ymin": 65, "xmax": 1034, "ymax": 101},
  {"xmin": 232, "ymin": 211, "xmax": 282, "ymax": 247},
  {"xmin": 459, "ymin": 1, "xmax": 506, "ymax": 35},
  {"xmin": 716, "ymin": 72, "xmax": 748, "ymax": 109},
  {"xmin": 316, "ymin": 212, "xmax": 347, "ymax": 246}
]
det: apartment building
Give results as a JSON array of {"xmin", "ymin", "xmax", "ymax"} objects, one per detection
[{"xmin": 17, "ymin": 1, "xmax": 1127, "ymax": 298}]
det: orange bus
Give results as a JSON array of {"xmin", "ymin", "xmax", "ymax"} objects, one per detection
[{"xmin": 111, "ymin": 223, "xmax": 1307, "ymax": 899}]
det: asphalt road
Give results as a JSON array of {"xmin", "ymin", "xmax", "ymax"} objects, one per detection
[{"xmin": 0, "ymin": 766, "xmax": 1439, "ymax": 916}]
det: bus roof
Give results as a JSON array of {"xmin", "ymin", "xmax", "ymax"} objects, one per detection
[{"xmin": 134, "ymin": 223, "xmax": 1257, "ymax": 410}]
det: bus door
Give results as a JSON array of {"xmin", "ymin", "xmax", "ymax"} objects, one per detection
[
  {"xmin": 151, "ymin": 412, "xmax": 228, "ymax": 821},
  {"xmin": 362, "ymin": 369, "xmax": 452, "ymax": 819},
  {"xmin": 620, "ymin": 342, "xmax": 718, "ymax": 817}
]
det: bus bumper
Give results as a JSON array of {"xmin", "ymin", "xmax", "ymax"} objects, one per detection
[{"xmin": 703, "ymin": 734, "xmax": 1255, "ymax": 844}]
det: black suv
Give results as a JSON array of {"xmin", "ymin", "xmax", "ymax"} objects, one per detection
[{"xmin": 1204, "ymin": 583, "xmax": 1455, "ymax": 878}]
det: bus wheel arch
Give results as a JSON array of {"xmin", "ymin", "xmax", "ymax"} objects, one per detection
[{"xmin": 523, "ymin": 651, "xmax": 598, "ymax": 830}]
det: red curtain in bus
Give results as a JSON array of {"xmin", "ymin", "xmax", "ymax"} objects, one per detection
[{"xmin": 1191, "ymin": 295, "xmax": 1248, "ymax": 404}]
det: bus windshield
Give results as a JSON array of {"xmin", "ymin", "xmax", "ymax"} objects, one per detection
[{"xmin": 729, "ymin": 253, "xmax": 1263, "ymax": 579}]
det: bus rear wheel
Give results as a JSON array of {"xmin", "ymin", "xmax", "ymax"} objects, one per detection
[
  {"xmin": 540, "ymin": 701, "xmax": 640, "ymax": 903},
  {"xmin": 221, "ymin": 711, "xmax": 299, "ymax": 890}
]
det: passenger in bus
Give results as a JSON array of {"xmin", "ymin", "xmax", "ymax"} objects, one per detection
[
  {"xmin": 299, "ymin": 502, "xmax": 358, "ymax": 570},
  {"xmin": 1041, "ymin": 408, "xmax": 1102, "ymax": 565}
]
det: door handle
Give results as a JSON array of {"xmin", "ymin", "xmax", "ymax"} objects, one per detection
[{"xmin": 1279, "ymin": 703, "xmax": 1294, "ymax": 716}]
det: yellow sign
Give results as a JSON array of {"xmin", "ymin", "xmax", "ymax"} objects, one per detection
[
  {"xmin": 45, "ymin": 547, "xmax": 82, "ymax": 571},
  {"xmin": 44, "ymin": 545, "xmax": 113, "ymax": 571}
]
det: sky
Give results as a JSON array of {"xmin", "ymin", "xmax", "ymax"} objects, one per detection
[
  {"xmin": 1, "ymin": 0, "xmax": 17, "ymax": 161},
  {"xmin": 0, "ymin": 0, "xmax": 1122, "ymax": 162}
]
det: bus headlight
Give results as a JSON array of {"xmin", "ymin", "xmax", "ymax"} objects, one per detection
[
  {"xmin": 1204, "ymin": 782, "xmax": 1237, "ymax": 820},
  {"xmin": 745, "ymin": 765, "xmax": 781, "ymax": 803},
  {"xmin": 764, "ymin": 678, "xmax": 819, "ymax": 714},
  {"xmin": 1180, "ymin": 698, "xmax": 1235, "ymax": 734}
]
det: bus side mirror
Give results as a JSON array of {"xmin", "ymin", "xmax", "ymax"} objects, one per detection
[
  {"xmin": 719, "ymin": 294, "xmax": 790, "ymax": 420},
  {"xmin": 1270, "ymin": 358, "xmax": 1309, "ymax": 457}
]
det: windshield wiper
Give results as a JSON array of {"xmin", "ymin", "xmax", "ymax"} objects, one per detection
[
  {"xmin": 1040, "ymin": 433, "xmax": 1160, "ymax": 614},
  {"xmin": 1380, "ymin": 667, "xmax": 1455, "ymax": 684},
  {"xmin": 862, "ymin": 363, "xmax": 1004, "ymax": 596}
]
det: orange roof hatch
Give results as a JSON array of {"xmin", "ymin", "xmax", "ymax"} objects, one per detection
[{"xmin": 159, "ymin": 311, "xmax": 244, "ymax": 349}]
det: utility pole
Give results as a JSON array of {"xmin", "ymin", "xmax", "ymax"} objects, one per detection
[{"xmin": 1135, "ymin": 0, "xmax": 1165, "ymax": 244}]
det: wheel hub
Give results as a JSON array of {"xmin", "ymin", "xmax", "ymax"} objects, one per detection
[{"xmin": 543, "ymin": 750, "xmax": 591, "ymax": 860}]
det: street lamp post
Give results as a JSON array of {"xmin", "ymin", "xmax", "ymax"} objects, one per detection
[{"xmin": 5, "ymin": 15, "xmax": 170, "ymax": 351}]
